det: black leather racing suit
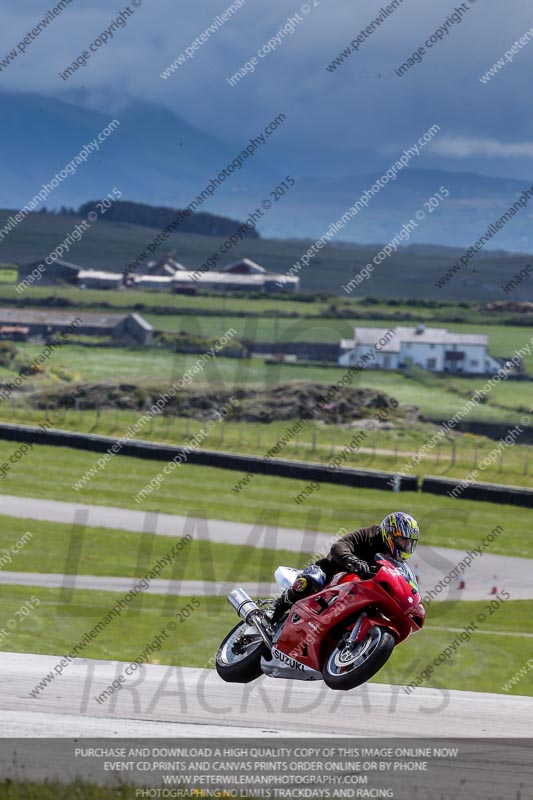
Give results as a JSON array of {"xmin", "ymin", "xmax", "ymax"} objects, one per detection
[{"xmin": 270, "ymin": 524, "xmax": 384, "ymax": 622}]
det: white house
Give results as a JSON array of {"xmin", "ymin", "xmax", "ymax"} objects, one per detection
[{"xmin": 338, "ymin": 324, "xmax": 502, "ymax": 375}]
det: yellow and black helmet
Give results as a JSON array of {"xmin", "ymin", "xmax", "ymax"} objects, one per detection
[{"xmin": 380, "ymin": 512, "xmax": 419, "ymax": 561}]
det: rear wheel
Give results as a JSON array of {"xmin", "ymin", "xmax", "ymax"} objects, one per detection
[
  {"xmin": 215, "ymin": 622, "xmax": 266, "ymax": 683},
  {"xmin": 322, "ymin": 625, "xmax": 395, "ymax": 691}
]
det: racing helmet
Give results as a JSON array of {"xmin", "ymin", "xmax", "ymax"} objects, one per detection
[{"xmin": 379, "ymin": 512, "xmax": 419, "ymax": 561}]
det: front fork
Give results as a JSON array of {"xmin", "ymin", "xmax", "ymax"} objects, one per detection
[
  {"xmin": 345, "ymin": 612, "xmax": 366, "ymax": 649},
  {"xmin": 347, "ymin": 610, "xmax": 401, "ymax": 647}
]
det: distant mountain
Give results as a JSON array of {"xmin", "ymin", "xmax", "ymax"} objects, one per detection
[
  {"xmin": 2, "ymin": 92, "xmax": 533, "ymax": 252},
  {"xmin": 0, "ymin": 92, "xmax": 273, "ymax": 212}
]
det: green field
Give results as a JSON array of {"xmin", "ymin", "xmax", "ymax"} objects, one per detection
[
  {"xmin": 1, "ymin": 279, "xmax": 532, "ymax": 326},
  {"xmin": 0, "ymin": 441, "xmax": 531, "ymax": 557},
  {"xmin": 13, "ymin": 343, "xmax": 180, "ymax": 383}
]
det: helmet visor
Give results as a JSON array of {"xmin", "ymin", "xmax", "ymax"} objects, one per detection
[{"xmin": 395, "ymin": 536, "xmax": 416, "ymax": 556}]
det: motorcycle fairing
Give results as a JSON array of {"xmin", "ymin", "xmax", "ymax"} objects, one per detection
[
  {"xmin": 274, "ymin": 577, "xmax": 422, "ymax": 674},
  {"xmin": 260, "ymin": 646, "xmax": 322, "ymax": 681}
]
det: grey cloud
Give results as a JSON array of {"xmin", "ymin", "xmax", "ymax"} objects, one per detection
[{"xmin": 1, "ymin": 0, "xmax": 533, "ymax": 179}]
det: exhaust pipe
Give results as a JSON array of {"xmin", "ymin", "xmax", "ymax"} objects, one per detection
[
  {"xmin": 228, "ymin": 588, "xmax": 261, "ymax": 622},
  {"xmin": 227, "ymin": 588, "xmax": 272, "ymax": 650}
]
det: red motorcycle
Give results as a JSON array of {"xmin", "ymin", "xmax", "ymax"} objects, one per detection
[{"xmin": 216, "ymin": 554, "xmax": 425, "ymax": 691}]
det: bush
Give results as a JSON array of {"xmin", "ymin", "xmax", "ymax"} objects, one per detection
[{"xmin": 0, "ymin": 340, "xmax": 19, "ymax": 368}]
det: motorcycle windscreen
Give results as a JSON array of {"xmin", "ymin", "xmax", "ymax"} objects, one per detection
[{"xmin": 376, "ymin": 553, "xmax": 420, "ymax": 595}]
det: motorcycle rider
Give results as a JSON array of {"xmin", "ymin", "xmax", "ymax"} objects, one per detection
[{"xmin": 268, "ymin": 511, "xmax": 420, "ymax": 624}]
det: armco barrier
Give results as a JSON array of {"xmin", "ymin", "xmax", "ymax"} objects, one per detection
[
  {"xmin": 422, "ymin": 476, "xmax": 533, "ymax": 508},
  {"xmin": 0, "ymin": 422, "xmax": 417, "ymax": 492},
  {"xmin": 426, "ymin": 417, "xmax": 533, "ymax": 445}
]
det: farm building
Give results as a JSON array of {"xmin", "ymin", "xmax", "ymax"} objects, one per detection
[
  {"xmin": 173, "ymin": 270, "xmax": 265, "ymax": 293},
  {"xmin": 17, "ymin": 260, "xmax": 122, "ymax": 291},
  {"xmin": 17, "ymin": 259, "xmax": 80, "ymax": 288},
  {"xmin": 144, "ymin": 255, "xmax": 187, "ymax": 276},
  {"xmin": 220, "ymin": 259, "xmax": 299, "ymax": 292},
  {"xmin": 131, "ymin": 265, "xmax": 298, "ymax": 294},
  {"xmin": 220, "ymin": 258, "xmax": 266, "ymax": 275},
  {"xmin": 0, "ymin": 308, "xmax": 153, "ymax": 346},
  {"xmin": 78, "ymin": 270, "xmax": 122, "ymax": 290},
  {"xmin": 18, "ymin": 255, "xmax": 299, "ymax": 294},
  {"xmin": 339, "ymin": 324, "xmax": 502, "ymax": 375},
  {"xmin": 147, "ymin": 257, "xmax": 300, "ymax": 293},
  {"xmin": 133, "ymin": 275, "xmax": 173, "ymax": 292}
]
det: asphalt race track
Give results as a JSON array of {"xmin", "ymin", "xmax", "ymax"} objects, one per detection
[{"xmin": 1, "ymin": 652, "xmax": 531, "ymax": 738}]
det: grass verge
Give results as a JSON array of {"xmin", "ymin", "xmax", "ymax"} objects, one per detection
[{"xmin": 0, "ymin": 782, "xmax": 139, "ymax": 799}]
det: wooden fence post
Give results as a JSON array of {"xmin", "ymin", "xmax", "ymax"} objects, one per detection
[{"xmin": 450, "ymin": 438, "xmax": 456, "ymax": 466}]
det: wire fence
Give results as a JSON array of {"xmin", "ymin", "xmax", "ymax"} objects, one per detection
[{"xmin": 3, "ymin": 402, "xmax": 532, "ymax": 485}]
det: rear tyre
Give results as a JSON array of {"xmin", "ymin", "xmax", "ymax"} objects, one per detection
[
  {"xmin": 215, "ymin": 622, "xmax": 266, "ymax": 683},
  {"xmin": 322, "ymin": 625, "xmax": 395, "ymax": 691}
]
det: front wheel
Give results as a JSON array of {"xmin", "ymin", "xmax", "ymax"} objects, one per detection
[
  {"xmin": 322, "ymin": 625, "xmax": 395, "ymax": 691},
  {"xmin": 216, "ymin": 622, "xmax": 266, "ymax": 683}
]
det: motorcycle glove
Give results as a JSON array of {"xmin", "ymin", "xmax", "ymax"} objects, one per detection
[{"xmin": 344, "ymin": 556, "xmax": 375, "ymax": 578}]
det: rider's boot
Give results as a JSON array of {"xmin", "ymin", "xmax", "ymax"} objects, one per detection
[{"xmin": 267, "ymin": 590, "xmax": 292, "ymax": 626}]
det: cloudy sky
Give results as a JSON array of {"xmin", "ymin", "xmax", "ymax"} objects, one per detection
[{"xmin": 2, "ymin": 0, "xmax": 533, "ymax": 178}]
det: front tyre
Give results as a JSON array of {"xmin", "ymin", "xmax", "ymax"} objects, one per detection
[
  {"xmin": 216, "ymin": 622, "xmax": 266, "ymax": 683},
  {"xmin": 322, "ymin": 625, "xmax": 395, "ymax": 691}
]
